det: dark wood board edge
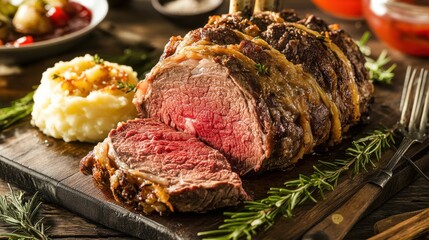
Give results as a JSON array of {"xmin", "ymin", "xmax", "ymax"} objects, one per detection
[
  {"xmin": 0, "ymin": 153, "xmax": 182, "ymax": 239},
  {"xmin": 58, "ymin": 171, "xmax": 231, "ymax": 240},
  {"xmin": 0, "ymin": 155, "xmax": 58, "ymax": 202},
  {"xmin": 56, "ymin": 177, "xmax": 180, "ymax": 240}
]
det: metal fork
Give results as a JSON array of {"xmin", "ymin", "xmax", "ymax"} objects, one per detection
[
  {"xmin": 302, "ymin": 66, "xmax": 429, "ymax": 240},
  {"xmin": 399, "ymin": 66, "xmax": 429, "ymax": 181},
  {"xmin": 372, "ymin": 67, "xmax": 429, "ymax": 187}
]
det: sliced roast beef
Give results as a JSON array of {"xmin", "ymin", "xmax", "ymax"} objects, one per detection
[
  {"xmin": 135, "ymin": 34, "xmax": 335, "ymax": 174},
  {"xmin": 134, "ymin": 11, "xmax": 372, "ymax": 175},
  {"xmin": 80, "ymin": 118, "xmax": 249, "ymax": 214},
  {"xmin": 82, "ymin": 10, "xmax": 373, "ymax": 214},
  {"xmin": 135, "ymin": 54, "xmax": 280, "ymax": 174}
]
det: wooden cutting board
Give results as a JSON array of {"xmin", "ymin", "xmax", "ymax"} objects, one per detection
[
  {"xmin": 1, "ymin": 65, "xmax": 429, "ymax": 239},
  {"xmin": 373, "ymin": 208, "xmax": 429, "ymax": 239}
]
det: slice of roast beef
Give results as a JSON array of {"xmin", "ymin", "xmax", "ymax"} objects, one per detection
[
  {"xmin": 135, "ymin": 54, "xmax": 280, "ymax": 175},
  {"xmin": 80, "ymin": 118, "xmax": 249, "ymax": 214}
]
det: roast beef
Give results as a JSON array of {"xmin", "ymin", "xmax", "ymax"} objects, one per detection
[
  {"xmin": 134, "ymin": 11, "xmax": 373, "ymax": 175},
  {"xmin": 82, "ymin": 10, "xmax": 373, "ymax": 214},
  {"xmin": 80, "ymin": 118, "xmax": 249, "ymax": 214}
]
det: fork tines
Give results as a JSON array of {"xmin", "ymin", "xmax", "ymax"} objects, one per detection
[{"xmin": 400, "ymin": 66, "xmax": 429, "ymax": 135}]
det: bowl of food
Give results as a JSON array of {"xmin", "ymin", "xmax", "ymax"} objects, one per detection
[
  {"xmin": 151, "ymin": 0, "xmax": 224, "ymax": 27},
  {"xmin": 0, "ymin": 0, "xmax": 108, "ymax": 64},
  {"xmin": 363, "ymin": 0, "xmax": 429, "ymax": 56},
  {"xmin": 312, "ymin": 0, "xmax": 363, "ymax": 19}
]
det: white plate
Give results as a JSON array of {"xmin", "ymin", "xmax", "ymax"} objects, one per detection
[{"xmin": 0, "ymin": 0, "xmax": 108, "ymax": 64}]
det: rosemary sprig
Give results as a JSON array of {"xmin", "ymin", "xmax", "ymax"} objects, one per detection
[
  {"xmin": 198, "ymin": 129, "xmax": 394, "ymax": 240},
  {"xmin": 0, "ymin": 185, "xmax": 49, "ymax": 239},
  {"xmin": 0, "ymin": 91, "xmax": 35, "ymax": 131},
  {"xmin": 356, "ymin": 32, "xmax": 396, "ymax": 84}
]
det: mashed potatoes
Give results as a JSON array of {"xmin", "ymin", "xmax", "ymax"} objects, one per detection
[{"xmin": 31, "ymin": 54, "xmax": 138, "ymax": 143}]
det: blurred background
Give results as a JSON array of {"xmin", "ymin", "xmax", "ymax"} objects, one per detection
[{"xmin": 105, "ymin": 0, "xmax": 429, "ymax": 56}]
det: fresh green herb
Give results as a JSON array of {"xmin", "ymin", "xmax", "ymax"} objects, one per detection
[
  {"xmin": 255, "ymin": 63, "xmax": 269, "ymax": 76},
  {"xmin": 0, "ymin": 91, "xmax": 35, "ymax": 131},
  {"xmin": 93, "ymin": 54, "xmax": 105, "ymax": 65},
  {"xmin": 347, "ymin": 129, "xmax": 395, "ymax": 175},
  {"xmin": 356, "ymin": 32, "xmax": 396, "ymax": 84},
  {"xmin": 116, "ymin": 80, "xmax": 137, "ymax": 93},
  {"xmin": 365, "ymin": 51, "xmax": 396, "ymax": 84},
  {"xmin": 198, "ymin": 129, "xmax": 394, "ymax": 240},
  {"xmin": 0, "ymin": 185, "xmax": 49, "ymax": 240},
  {"xmin": 357, "ymin": 31, "xmax": 372, "ymax": 56}
]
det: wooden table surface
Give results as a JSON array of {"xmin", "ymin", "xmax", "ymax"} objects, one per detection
[{"xmin": 1, "ymin": 0, "xmax": 429, "ymax": 239}]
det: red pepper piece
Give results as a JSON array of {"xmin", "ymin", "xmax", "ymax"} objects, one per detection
[
  {"xmin": 13, "ymin": 36, "xmax": 34, "ymax": 47},
  {"xmin": 47, "ymin": 6, "xmax": 70, "ymax": 28}
]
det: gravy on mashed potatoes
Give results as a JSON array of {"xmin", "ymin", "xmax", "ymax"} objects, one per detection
[{"xmin": 31, "ymin": 54, "xmax": 138, "ymax": 143}]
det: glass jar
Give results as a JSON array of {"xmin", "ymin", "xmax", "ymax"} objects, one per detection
[
  {"xmin": 362, "ymin": 0, "xmax": 429, "ymax": 56},
  {"xmin": 312, "ymin": 0, "xmax": 363, "ymax": 19}
]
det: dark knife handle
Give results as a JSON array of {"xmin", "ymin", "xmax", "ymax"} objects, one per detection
[{"xmin": 302, "ymin": 183, "xmax": 382, "ymax": 240}]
